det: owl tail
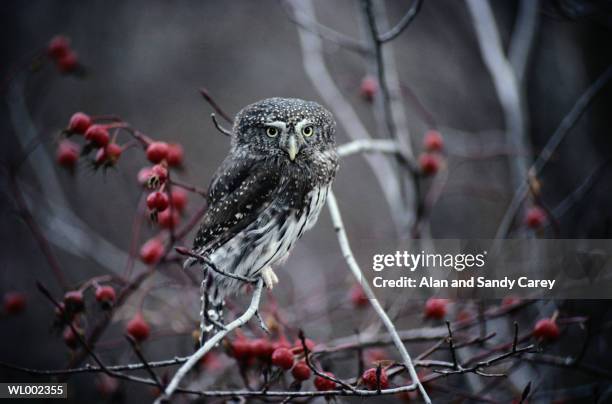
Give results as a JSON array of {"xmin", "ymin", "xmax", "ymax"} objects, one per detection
[{"xmin": 199, "ymin": 275, "xmax": 225, "ymax": 347}]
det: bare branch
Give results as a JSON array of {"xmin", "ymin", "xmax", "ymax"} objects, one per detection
[
  {"xmin": 280, "ymin": 0, "xmax": 369, "ymax": 54},
  {"xmin": 326, "ymin": 190, "xmax": 431, "ymax": 403},
  {"xmin": 175, "ymin": 247, "xmax": 258, "ymax": 283},
  {"xmin": 494, "ymin": 64, "xmax": 612, "ymax": 238},
  {"xmin": 466, "ymin": 0, "xmax": 530, "ymax": 193},
  {"xmin": 211, "ymin": 113, "xmax": 233, "ymax": 137},
  {"xmin": 198, "ymin": 87, "xmax": 233, "ymax": 123},
  {"xmin": 378, "ymin": 0, "xmax": 423, "ymax": 43},
  {"xmin": 509, "ymin": 0, "xmax": 540, "ymax": 83},
  {"xmin": 125, "ymin": 335, "xmax": 164, "ymax": 389}
]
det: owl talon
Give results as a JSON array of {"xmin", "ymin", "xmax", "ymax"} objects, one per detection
[{"xmin": 261, "ymin": 267, "xmax": 279, "ymax": 290}]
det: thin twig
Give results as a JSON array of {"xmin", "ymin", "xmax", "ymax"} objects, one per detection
[
  {"xmin": 198, "ymin": 88, "xmax": 232, "ymax": 123},
  {"xmin": 125, "ymin": 335, "xmax": 164, "ymax": 389},
  {"xmin": 299, "ymin": 330, "xmax": 356, "ymax": 392},
  {"xmin": 446, "ymin": 322, "xmax": 459, "ymax": 370},
  {"xmin": 175, "ymin": 247, "xmax": 258, "ymax": 283},
  {"xmin": 9, "ymin": 172, "xmax": 67, "ymax": 289},
  {"xmin": 280, "ymin": 0, "xmax": 369, "ymax": 54},
  {"xmin": 211, "ymin": 113, "xmax": 233, "ymax": 137},
  {"xmin": 378, "ymin": 0, "xmax": 423, "ymax": 43}
]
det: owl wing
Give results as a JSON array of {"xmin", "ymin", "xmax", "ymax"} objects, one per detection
[{"xmin": 192, "ymin": 155, "xmax": 281, "ymax": 255}]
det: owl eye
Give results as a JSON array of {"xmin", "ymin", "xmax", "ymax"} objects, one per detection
[
  {"xmin": 302, "ymin": 125, "xmax": 314, "ymax": 137},
  {"xmin": 266, "ymin": 127, "xmax": 279, "ymax": 138}
]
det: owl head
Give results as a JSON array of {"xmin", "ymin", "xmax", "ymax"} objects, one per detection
[{"xmin": 232, "ymin": 97, "xmax": 336, "ymax": 162}]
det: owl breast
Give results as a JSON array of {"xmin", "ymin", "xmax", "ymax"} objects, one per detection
[{"xmin": 207, "ymin": 184, "xmax": 330, "ymax": 295}]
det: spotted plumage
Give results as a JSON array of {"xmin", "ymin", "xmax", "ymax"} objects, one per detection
[{"xmin": 188, "ymin": 98, "xmax": 338, "ymax": 344}]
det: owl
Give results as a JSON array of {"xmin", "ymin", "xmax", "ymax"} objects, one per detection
[{"xmin": 187, "ymin": 97, "xmax": 338, "ymax": 343}]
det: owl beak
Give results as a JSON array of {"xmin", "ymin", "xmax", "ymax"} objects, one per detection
[{"xmin": 286, "ymin": 134, "xmax": 298, "ymax": 161}]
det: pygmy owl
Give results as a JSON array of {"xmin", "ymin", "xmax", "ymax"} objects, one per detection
[{"xmin": 187, "ymin": 97, "xmax": 338, "ymax": 343}]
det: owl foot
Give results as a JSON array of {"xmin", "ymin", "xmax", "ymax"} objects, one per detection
[{"xmin": 261, "ymin": 267, "xmax": 279, "ymax": 290}]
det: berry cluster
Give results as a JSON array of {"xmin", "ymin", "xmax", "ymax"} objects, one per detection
[
  {"xmin": 56, "ymin": 111, "xmax": 190, "ymax": 268},
  {"xmin": 47, "ymin": 35, "xmax": 80, "ymax": 74},
  {"xmin": 228, "ymin": 334, "xmax": 318, "ymax": 383},
  {"xmin": 52, "ymin": 284, "xmax": 117, "ymax": 349},
  {"xmin": 419, "ymin": 129, "xmax": 444, "ymax": 176}
]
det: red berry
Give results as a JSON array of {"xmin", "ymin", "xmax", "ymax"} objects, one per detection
[
  {"xmin": 251, "ymin": 338, "xmax": 274, "ymax": 359},
  {"xmin": 63, "ymin": 326, "xmax": 80, "ymax": 349},
  {"xmin": 139, "ymin": 238, "xmax": 164, "ymax": 264},
  {"xmin": 365, "ymin": 348, "xmax": 387, "ymax": 363},
  {"xmin": 231, "ymin": 338, "xmax": 253, "ymax": 360},
  {"xmin": 424, "ymin": 298, "xmax": 447, "ymax": 319},
  {"xmin": 166, "ymin": 143, "xmax": 184, "ymax": 167},
  {"xmin": 456, "ymin": 310, "xmax": 472, "ymax": 322},
  {"xmin": 147, "ymin": 191, "xmax": 169, "ymax": 211},
  {"xmin": 533, "ymin": 318, "xmax": 560, "ymax": 341},
  {"xmin": 68, "ymin": 112, "xmax": 92, "ymax": 134},
  {"xmin": 291, "ymin": 360, "xmax": 311, "ymax": 381},
  {"xmin": 105, "ymin": 143, "xmax": 122, "ymax": 161},
  {"xmin": 3, "ymin": 292, "xmax": 26, "ymax": 315},
  {"xmin": 419, "ymin": 153, "xmax": 440, "ymax": 176},
  {"xmin": 95, "ymin": 143, "xmax": 122, "ymax": 166},
  {"xmin": 271, "ymin": 347, "xmax": 294, "ymax": 370},
  {"xmin": 272, "ymin": 337, "xmax": 292, "ymax": 351},
  {"xmin": 293, "ymin": 338, "xmax": 316, "ymax": 354},
  {"xmin": 158, "ymin": 208, "xmax": 180, "ymax": 229},
  {"xmin": 360, "ymin": 76, "xmax": 378, "ymax": 101},
  {"xmin": 63, "ymin": 290, "xmax": 84, "ymax": 313},
  {"xmin": 126, "ymin": 313, "xmax": 150, "ymax": 342},
  {"xmin": 48, "ymin": 35, "xmax": 70, "ymax": 58},
  {"xmin": 85, "ymin": 125, "xmax": 110, "ymax": 147},
  {"xmin": 95, "ymin": 286, "xmax": 116, "ymax": 304},
  {"xmin": 362, "ymin": 367, "xmax": 389, "ymax": 390},
  {"xmin": 423, "ymin": 130, "xmax": 444, "ymax": 152},
  {"xmin": 95, "ymin": 374, "xmax": 120, "ymax": 397},
  {"xmin": 170, "ymin": 188, "xmax": 188, "ymax": 211},
  {"xmin": 314, "ymin": 372, "xmax": 337, "ymax": 391},
  {"xmin": 56, "ymin": 140, "xmax": 80, "ymax": 168},
  {"xmin": 146, "ymin": 142, "xmax": 169, "ymax": 163},
  {"xmin": 151, "ymin": 164, "xmax": 168, "ymax": 182},
  {"xmin": 137, "ymin": 167, "xmax": 153, "ymax": 186},
  {"xmin": 525, "ymin": 206, "xmax": 546, "ymax": 229},
  {"xmin": 350, "ymin": 284, "xmax": 368, "ymax": 308},
  {"xmin": 57, "ymin": 50, "xmax": 78, "ymax": 73},
  {"xmin": 54, "ymin": 302, "xmax": 66, "ymax": 318}
]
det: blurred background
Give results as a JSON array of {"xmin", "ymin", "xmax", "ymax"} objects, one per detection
[{"xmin": 1, "ymin": 0, "xmax": 612, "ymax": 402}]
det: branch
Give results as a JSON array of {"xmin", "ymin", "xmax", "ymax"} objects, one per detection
[
  {"xmin": 337, "ymin": 139, "xmax": 400, "ymax": 158},
  {"xmin": 211, "ymin": 113, "xmax": 233, "ymax": 137},
  {"xmin": 326, "ymin": 190, "xmax": 431, "ymax": 403},
  {"xmin": 494, "ymin": 64, "xmax": 612, "ymax": 238},
  {"xmin": 8, "ymin": 172, "xmax": 67, "ymax": 289},
  {"xmin": 155, "ymin": 279, "xmax": 264, "ymax": 403},
  {"xmin": 125, "ymin": 335, "xmax": 164, "ymax": 389},
  {"xmin": 279, "ymin": 0, "xmax": 369, "ymax": 54},
  {"xmin": 466, "ymin": 0, "xmax": 530, "ymax": 193},
  {"xmin": 378, "ymin": 0, "xmax": 423, "ymax": 43},
  {"xmin": 175, "ymin": 247, "xmax": 258, "ymax": 283},
  {"xmin": 198, "ymin": 87, "xmax": 232, "ymax": 123},
  {"xmin": 508, "ymin": 0, "xmax": 540, "ymax": 84},
  {"xmin": 299, "ymin": 330, "xmax": 356, "ymax": 391}
]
